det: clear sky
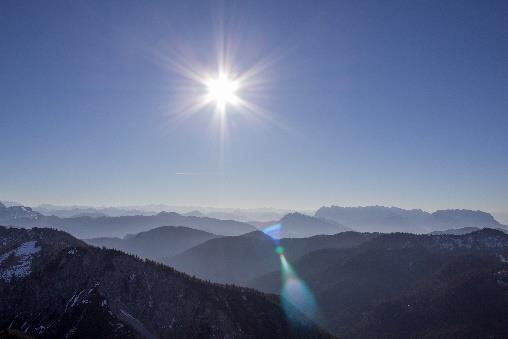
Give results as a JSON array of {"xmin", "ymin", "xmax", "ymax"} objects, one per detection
[{"xmin": 1, "ymin": 0, "xmax": 507, "ymax": 216}]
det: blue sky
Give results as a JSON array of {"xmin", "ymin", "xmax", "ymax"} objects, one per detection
[{"xmin": 1, "ymin": 0, "xmax": 507, "ymax": 216}]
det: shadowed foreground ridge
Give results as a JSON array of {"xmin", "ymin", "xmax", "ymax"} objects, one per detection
[
  {"xmin": 250, "ymin": 229, "xmax": 508, "ymax": 338},
  {"xmin": 0, "ymin": 226, "xmax": 332, "ymax": 338}
]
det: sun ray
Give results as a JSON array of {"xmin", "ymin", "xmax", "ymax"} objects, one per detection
[{"xmin": 157, "ymin": 11, "xmax": 296, "ymax": 175}]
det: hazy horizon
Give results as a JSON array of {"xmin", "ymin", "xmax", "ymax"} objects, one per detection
[{"xmin": 3, "ymin": 198, "xmax": 508, "ymax": 225}]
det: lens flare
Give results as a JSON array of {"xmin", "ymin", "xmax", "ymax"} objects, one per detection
[
  {"xmin": 279, "ymin": 254, "xmax": 318, "ymax": 322},
  {"xmin": 261, "ymin": 223, "xmax": 282, "ymax": 240},
  {"xmin": 259, "ymin": 223, "xmax": 320, "ymax": 324}
]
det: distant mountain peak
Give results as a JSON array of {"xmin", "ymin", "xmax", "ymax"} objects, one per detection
[
  {"xmin": 277, "ymin": 212, "xmax": 350, "ymax": 238},
  {"xmin": 280, "ymin": 211, "xmax": 312, "ymax": 221}
]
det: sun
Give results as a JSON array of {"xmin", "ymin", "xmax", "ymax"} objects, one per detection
[{"xmin": 205, "ymin": 73, "xmax": 239, "ymax": 112}]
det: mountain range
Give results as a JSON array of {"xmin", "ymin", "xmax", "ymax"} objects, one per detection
[
  {"xmin": 82, "ymin": 213, "xmax": 354, "ymax": 265},
  {"xmin": 30, "ymin": 203, "xmax": 293, "ymax": 222},
  {"xmin": 0, "ymin": 203, "xmax": 256, "ymax": 239},
  {"xmin": 315, "ymin": 205, "xmax": 507, "ymax": 233},
  {"xmin": 2, "ymin": 202, "xmax": 506, "ymax": 239},
  {"xmin": 0, "ymin": 204, "xmax": 351, "ymax": 241},
  {"xmin": 0, "ymin": 225, "xmax": 330, "ymax": 338}
]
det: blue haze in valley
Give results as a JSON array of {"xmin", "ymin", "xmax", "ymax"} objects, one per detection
[{"xmin": 1, "ymin": 0, "xmax": 507, "ymax": 220}]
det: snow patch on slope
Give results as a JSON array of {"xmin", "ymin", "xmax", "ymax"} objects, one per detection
[{"xmin": 0, "ymin": 241, "xmax": 40, "ymax": 281}]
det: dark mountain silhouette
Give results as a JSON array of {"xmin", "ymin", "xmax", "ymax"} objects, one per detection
[
  {"xmin": 276, "ymin": 213, "xmax": 350, "ymax": 238},
  {"xmin": 430, "ymin": 226, "xmax": 481, "ymax": 235},
  {"xmin": 315, "ymin": 205, "xmax": 507, "ymax": 233},
  {"xmin": 249, "ymin": 229, "xmax": 508, "ymax": 338},
  {"xmin": 165, "ymin": 231, "xmax": 377, "ymax": 285},
  {"xmin": 0, "ymin": 226, "xmax": 331, "ymax": 338},
  {"xmin": 85, "ymin": 226, "xmax": 220, "ymax": 260},
  {"xmin": 0, "ymin": 203, "xmax": 256, "ymax": 238}
]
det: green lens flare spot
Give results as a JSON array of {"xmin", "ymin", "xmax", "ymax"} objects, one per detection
[{"xmin": 275, "ymin": 246, "xmax": 284, "ymax": 255}]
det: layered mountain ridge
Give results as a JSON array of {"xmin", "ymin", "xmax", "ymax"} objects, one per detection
[
  {"xmin": 164, "ymin": 231, "xmax": 378, "ymax": 285},
  {"xmin": 0, "ymin": 203, "xmax": 255, "ymax": 238},
  {"xmin": 0, "ymin": 225, "xmax": 331, "ymax": 338}
]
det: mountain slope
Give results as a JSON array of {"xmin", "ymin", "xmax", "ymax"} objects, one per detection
[
  {"xmin": 0, "ymin": 203, "xmax": 256, "ymax": 238},
  {"xmin": 249, "ymin": 229, "xmax": 508, "ymax": 338},
  {"xmin": 0, "ymin": 226, "xmax": 331, "ymax": 338},
  {"xmin": 165, "ymin": 231, "xmax": 377, "ymax": 285},
  {"xmin": 354, "ymin": 254, "xmax": 508, "ymax": 338},
  {"xmin": 315, "ymin": 205, "xmax": 506, "ymax": 233},
  {"xmin": 85, "ymin": 226, "xmax": 220, "ymax": 260}
]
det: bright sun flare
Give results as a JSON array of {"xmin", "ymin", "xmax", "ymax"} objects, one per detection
[{"xmin": 206, "ymin": 73, "xmax": 239, "ymax": 112}]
